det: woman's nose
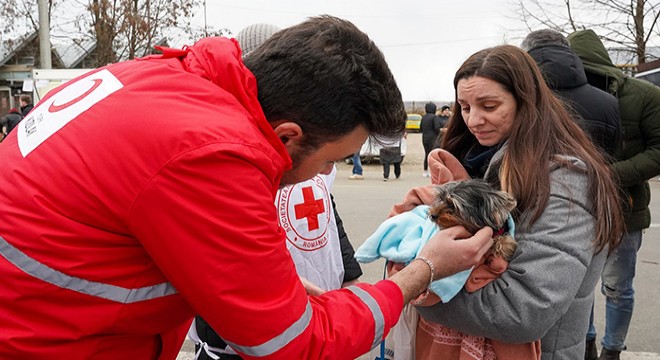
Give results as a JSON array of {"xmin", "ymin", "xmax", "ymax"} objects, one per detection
[{"xmin": 466, "ymin": 110, "xmax": 485, "ymax": 127}]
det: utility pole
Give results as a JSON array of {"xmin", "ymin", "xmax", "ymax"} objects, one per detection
[
  {"xmin": 38, "ymin": 0, "xmax": 52, "ymax": 69},
  {"xmin": 204, "ymin": 0, "xmax": 208, "ymax": 36}
]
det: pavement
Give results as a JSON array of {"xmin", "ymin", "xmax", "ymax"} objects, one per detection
[
  {"xmin": 176, "ymin": 345, "xmax": 660, "ymax": 360},
  {"xmin": 177, "ymin": 133, "xmax": 660, "ymax": 360}
]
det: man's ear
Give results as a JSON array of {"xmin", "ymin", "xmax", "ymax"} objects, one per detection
[{"xmin": 272, "ymin": 121, "xmax": 303, "ymax": 148}]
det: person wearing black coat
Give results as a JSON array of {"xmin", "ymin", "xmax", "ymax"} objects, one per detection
[
  {"xmin": 19, "ymin": 95, "xmax": 33, "ymax": 118},
  {"xmin": 521, "ymin": 29, "xmax": 621, "ymax": 161},
  {"xmin": 0, "ymin": 108, "xmax": 23, "ymax": 139},
  {"xmin": 420, "ymin": 102, "xmax": 443, "ymax": 176}
]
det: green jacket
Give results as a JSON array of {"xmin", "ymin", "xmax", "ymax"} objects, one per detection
[{"xmin": 569, "ymin": 29, "xmax": 660, "ymax": 231}]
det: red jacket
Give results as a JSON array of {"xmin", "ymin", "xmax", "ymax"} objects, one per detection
[{"xmin": 0, "ymin": 37, "xmax": 403, "ymax": 359}]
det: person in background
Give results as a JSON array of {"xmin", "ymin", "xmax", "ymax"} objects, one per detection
[
  {"xmin": 520, "ymin": 29, "xmax": 620, "ymax": 161},
  {"xmin": 390, "ymin": 44, "xmax": 623, "ymax": 360},
  {"xmin": 0, "ymin": 107, "xmax": 23, "ymax": 140},
  {"xmin": 0, "ymin": 15, "xmax": 493, "ymax": 359},
  {"xmin": 437, "ymin": 105, "xmax": 450, "ymax": 127},
  {"xmin": 420, "ymin": 102, "xmax": 441, "ymax": 177},
  {"xmin": 349, "ymin": 152, "xmax": 364, "ymax": 180},
  {"xmin": 437, "ymin": 105, "xmax": 451, "ymax": 147},
  {"xmin": 18, "ymin": 94, "xmax": 33, "ymax": 117},
  {"xmin": 379, "ymin": 135, "xmax": 403, "ymax": 181},
  {"xmin": 568, "ymin": 29, "xmax": 660, "ymax": 360}
]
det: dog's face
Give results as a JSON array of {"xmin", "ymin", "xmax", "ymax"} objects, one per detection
[{"xmin": 428, "ymin": 179, "xmax": 517, "ymax": 234}]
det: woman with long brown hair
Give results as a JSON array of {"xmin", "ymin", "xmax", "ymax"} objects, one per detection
[{"xmin": 410, "ymin": 45, "xmax": 623, "ymax": 359}]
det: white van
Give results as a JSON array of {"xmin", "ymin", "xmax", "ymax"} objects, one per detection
[{"xmin": 347, "ymin": 134, "xmax": 407, "ymax": 163}]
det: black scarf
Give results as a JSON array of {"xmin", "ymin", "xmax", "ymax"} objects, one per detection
[{"xmin": 462, "ymin": 144, "xmax": 502, "ymax": 179}]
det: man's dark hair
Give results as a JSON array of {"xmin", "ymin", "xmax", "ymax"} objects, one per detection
[
  {"xmin": 520, "ymin": 29, "xmax": 569, "ymax": 52},
  {"xmin": 243, "ymin": 15, "xmax": 406, "ymax": 149}
]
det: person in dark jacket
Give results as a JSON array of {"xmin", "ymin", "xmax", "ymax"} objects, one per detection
[
  {"xmin": 420, "ymin": 102, "xmax": 443, "ymax": 177},
  {"xmin": 19, "ymin": 95, "xmax": 33, "ymax": 118},
  {"xmin": 0, "ymin": 108, "xmax": 23, "ymax": 139},
  {"xmin": 568, "ymin": 29, "xmax": 660, "ymax": 360},
  {"xmin": 520, "ymin": 29, "xmax": 621, "ymax": 161}
]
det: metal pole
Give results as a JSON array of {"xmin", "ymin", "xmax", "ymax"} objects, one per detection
[
  {"xmin": 204, "ymin": 0, "xmax": 208, "ymax": 37},
  {"xmin": 38, "ymin": 0, "xmax": 52, "ymax": 69}
]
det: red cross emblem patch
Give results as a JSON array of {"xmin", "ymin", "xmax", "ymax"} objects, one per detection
[{"xmin": 276, "ymin": 176, "xmax": 331, "ymax": 251}]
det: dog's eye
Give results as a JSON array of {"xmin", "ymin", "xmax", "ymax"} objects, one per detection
[{"xmin": 429, "ymin": 214, "xmax": 438, "ymax": 221}]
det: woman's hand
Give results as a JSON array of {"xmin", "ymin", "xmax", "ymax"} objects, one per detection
[
  {"xmin": 428, "ymin": 149, "xmax": 469, "ymax": 185},
  {"xmin": 388, "ymin": 185, "xmax": 437, "ymax": 217},
  {"xmin": 388, "ymin": 149, "xmax": 470, "ymax": 218},
  {"xmin": 300, "ymin": 277, "xmax": 326, "ymax": 296}
]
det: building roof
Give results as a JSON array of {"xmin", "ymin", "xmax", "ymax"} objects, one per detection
[
  {"xmin": 52, "ymin": 39, "xmax": 97, "ymax": 68},
  {"xmin": 0, "ymin": 31, "xmax": 38, "ymax": 66}
]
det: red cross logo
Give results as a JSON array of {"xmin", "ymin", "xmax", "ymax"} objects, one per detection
[{"xmin": 294, "ymin": 186, "xmax": 326, "ymax": 231}]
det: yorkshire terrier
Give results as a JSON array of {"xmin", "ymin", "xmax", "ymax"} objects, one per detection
[{"xmin": 428, "ymin": 179, "xmax": 518, "ymax": 260}]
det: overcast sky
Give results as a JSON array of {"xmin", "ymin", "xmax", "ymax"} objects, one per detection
[{"xmin": 197, "ymin": 0, "xmax": 524, "ymax": 102}]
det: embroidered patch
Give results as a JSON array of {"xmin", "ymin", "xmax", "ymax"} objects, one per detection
[{"xmin": 276, "ymin": 176, "xmax": 331, "ymax": 251}]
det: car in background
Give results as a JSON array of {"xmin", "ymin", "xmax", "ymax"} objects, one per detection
[
  {"xmin": 405, "ymin": 113, "xmax": 422, "ymax": 132},
  {"xmin": 345, "ymin": 134, "xmax": 407, "ymax": 164}
]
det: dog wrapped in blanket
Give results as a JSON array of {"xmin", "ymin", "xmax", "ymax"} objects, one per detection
[{"xmin": 429, "ymin": 178, "xmax": 517, "ymax": 261}]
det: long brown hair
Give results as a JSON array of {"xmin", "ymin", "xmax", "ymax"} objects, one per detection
[{"xmin": 442, "ymin": 45, "xmax": 622, "ymax": 253}]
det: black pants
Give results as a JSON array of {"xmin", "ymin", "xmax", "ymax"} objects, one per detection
[
  {"xmin": 194, "ymin": 315, "xmax": 243, "ymax": 359},
  {"xmin": 422, "ymin": 138, "xmax": 439, "ymax": 171},
  {"xmin": 195, "ymin": 346, "xmax": 243, "ymax": 360},
  {"xmin": 382, "ymin": 161, "xmax": 401, "ymax": 179}
]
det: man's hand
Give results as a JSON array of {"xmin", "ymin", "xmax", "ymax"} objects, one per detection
[
  {"xmin": 418, "ymin": 226, "xmax": 493, "ymax": 280},
  {"xmin": 388, "ymin": 226, "xmax": 493, "ymax": 303}
]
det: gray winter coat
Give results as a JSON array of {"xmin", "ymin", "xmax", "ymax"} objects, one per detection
[{"xmin": 417, "ymin": 147, "xmax": 605, "ymax": 360}]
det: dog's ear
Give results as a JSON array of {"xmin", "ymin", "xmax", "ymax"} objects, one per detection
[{"xmin": 489, "ymin": 190, "xmax": 517, "ymax": 226}]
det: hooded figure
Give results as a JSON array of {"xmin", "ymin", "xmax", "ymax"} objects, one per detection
[
  {"xmin": 568, "ymin": 28, "xmax": 660, "ymax": 233},
  {"xmin": 521, "ymin": 29, "xmax": 621, "ymax": 160},
  {"xmin": 569, "ymin": 28, "xmax": 660, "ymax": 360},
  {"xmin": 420, "ymin": 102, "xmax": 443, "ymax": 175}
]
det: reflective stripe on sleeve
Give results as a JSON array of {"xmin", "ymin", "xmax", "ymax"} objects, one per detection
[
  {"xmin": 0, "ymin": 236, "xmax": 177, "ymax": 303},
  {"xmin": 223, "ymin": 301, "xmax": 313, "ymax": 357},
  {"xmin": 346, "ymin": 285, "xmax": 386, "ymax": 349}
]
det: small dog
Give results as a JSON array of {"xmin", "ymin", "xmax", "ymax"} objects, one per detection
[{"xmin": 428, "ymin": 179, "xmax": 518, "ymax": 260}]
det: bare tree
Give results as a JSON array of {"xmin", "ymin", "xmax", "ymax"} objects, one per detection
[
  {"xmin": 515, "ymin": 0, "xmax": 660, "ymax": 64},
  {"xmin": 0, "ymin": 0, "xmax": 57, "ymax": 57},
  {"xmin": 0, "ymin": 0, "xmax": 228, "ymax": 68}
]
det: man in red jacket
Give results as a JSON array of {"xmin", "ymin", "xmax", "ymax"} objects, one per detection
[{"xmin": 0, "ymin": 15, "xmax": 493, "ymax": 360}]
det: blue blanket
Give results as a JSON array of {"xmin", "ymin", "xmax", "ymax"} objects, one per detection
[{"xmin": 354, "ymin": 205, "xmax": 471, "ymax": 302}]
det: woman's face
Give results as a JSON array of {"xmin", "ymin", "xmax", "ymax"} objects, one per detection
[{"xmin": 456, "ymin": 76, "xmax": 517, "ymax": 147}]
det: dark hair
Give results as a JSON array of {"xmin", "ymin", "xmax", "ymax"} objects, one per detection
[
  {"xmin": 243, "ymin": 15, "xmax": 406, "ymax": 149},
  {"xmin": 520, "ymin": 29, "xmax": 570, "ymax": 52},
  {"xmin": 442, "ymin": 45, "xmax": 622, "ymax": 254}
]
